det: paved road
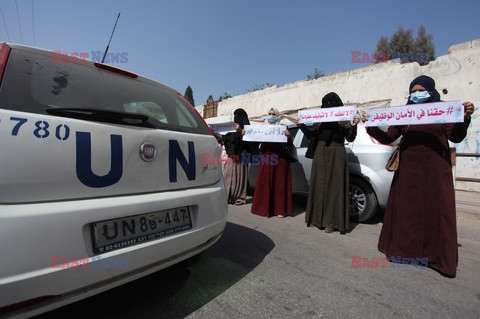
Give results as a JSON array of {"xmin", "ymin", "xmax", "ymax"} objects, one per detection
[{"xmin": 37, "ymin": 195, "xmax": 480, "ymax": 318}]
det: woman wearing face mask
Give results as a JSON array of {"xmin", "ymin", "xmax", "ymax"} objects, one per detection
[
  {"xmin": 361, "ymin": 75, "xmax": 475, "ymax": 277},
  {"xmin": 251, "ymin": 108, "xmax": 292, "ymax": 218},
  {"xmin": 298, "ymin": 92, "xmax": 359, "ymax": 233}
]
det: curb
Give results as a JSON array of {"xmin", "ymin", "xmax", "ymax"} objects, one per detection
[{"xmin": 455, "ymin": 190, "xmax": 480, "ymax": 215}]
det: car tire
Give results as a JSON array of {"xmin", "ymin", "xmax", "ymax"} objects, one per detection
[{"xmin": 349, "ymin": 175, "xmax": 378, "ymax": 223}]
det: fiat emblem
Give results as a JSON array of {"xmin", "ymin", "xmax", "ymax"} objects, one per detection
[{"xmin": 140, "ymin": 143, "xmax": 157, "ymax": 161}]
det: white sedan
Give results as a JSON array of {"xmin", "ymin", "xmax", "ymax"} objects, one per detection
[{"xmin": 0, "ymin": 43, "xmax": 227, "ymax": 318}]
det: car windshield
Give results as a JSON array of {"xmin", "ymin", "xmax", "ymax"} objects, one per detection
[{"xmin": 0, "ymin": 49, "xmax": 209, "ymax": 135}]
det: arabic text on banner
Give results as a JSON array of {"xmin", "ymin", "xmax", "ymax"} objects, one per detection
[
  {"xmin": 365, "ymin": 100, "xmax": 464, "ymax": 127},
  {"xmin": 243, "ymin": 125, "xmax": 288, "ymax": 143},
  {"xmin": 208, "ymin": 121, "xmax": 236, "ymax": 134},
  {"xmin": 298, "ymin": 105, "xmax": 357, "ymax": 124}
]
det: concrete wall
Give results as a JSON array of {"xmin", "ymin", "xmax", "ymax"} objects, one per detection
[{"xmin": 197, "ymin": 39, "xmax": 480, "ymax": 192}]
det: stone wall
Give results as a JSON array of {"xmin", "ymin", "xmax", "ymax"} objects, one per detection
[{"xmin": 197, "ymin": 39, "xmax": 480, "ymax": 192}]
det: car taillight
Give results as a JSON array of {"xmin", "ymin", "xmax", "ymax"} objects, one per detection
[
  {"xmin": 177, "ymin": 92, "xmax": 216, "ymax": 137},
  {"xmin": 369, "ymin": 135, "xmax": 392, "ymax": 146},
  {"xmin": 363, "ymin": 126, "xmax": 393, "ymax": 146},
  {"xmin": 94, "ymin": 62, "xmax": 138, "ymax": 78},
  {"xmin": 0, "ymin": 43, "xmax": 12, "ymax": 86},
  {"xmin": 369, "ymin": 135, "xmax": 381, "ymax": 144}
]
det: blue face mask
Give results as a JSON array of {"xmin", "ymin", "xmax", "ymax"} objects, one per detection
[
  {"xmin": 267, "ymin": 115, "xmax": 278, "ymax": 124},
  {"xmin": 267, "ymin": 115, "xmax": 278, "ymax": 123},
  {"xmin": 409, "ymin": 91, "xmax": 430, "ymax": 104}
]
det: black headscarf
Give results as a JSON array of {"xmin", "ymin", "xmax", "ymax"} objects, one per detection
[
  {"xmin": 223, "ymin": 108, "xmax": 254, "ymax": 159},
  {"xmin": 233, "ymin": 108, "xmax": 250, "ymax": 129},
  {"xmin": 319, "ymin": 92, "xmax": 343, "ymax": 142},
  {"xmin": 407, "ymin": 75, "xmax": 441, "ymax": 104},
  {"xmin": 321, "ymin": 92, "xmax": 344, "ymax": 108}
]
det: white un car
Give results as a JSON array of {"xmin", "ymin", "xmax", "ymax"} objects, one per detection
[{"xmin": 0, "ymin": 43, "xmax": 227, "ymax": 318}]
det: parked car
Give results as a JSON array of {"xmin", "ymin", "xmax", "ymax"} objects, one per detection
[
  {"xmin": 248, "ymin": 124, "xmax": 395, "ymax": 222},
  {"xmin": 0, "ymin": 43, "xmax": 227, "ymax": 318}
]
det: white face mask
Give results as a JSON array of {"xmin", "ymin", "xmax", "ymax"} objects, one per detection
[{"xmin": 409, "ymin": 91, "xmax": 430, "ymax": 103}]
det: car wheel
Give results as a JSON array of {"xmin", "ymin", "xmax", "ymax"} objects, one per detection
[{"xmin": 349, "ymin": 176, "xmax": 378, "ymax": 222}]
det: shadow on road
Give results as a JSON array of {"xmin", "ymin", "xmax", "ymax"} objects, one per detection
[
  {"xmin": 291, "ymin": 194, "xmax": 375, "ymax": 234},
  {"xmin": 364, "ymin": 207, "xmax": 385, "ymax": 225},
  {"xmin": 35, "ymin": 222, "xmax": 274, "ymax": 319},
  {"xmin": 291, "ymin": 194, "xmax": 307, "ymax": 217}
]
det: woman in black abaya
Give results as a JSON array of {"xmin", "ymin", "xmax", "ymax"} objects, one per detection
[
  {"xmin": 299, "ymin": 92, "xmax": 359, "ymax": 233},
  {"xmin": 362, "ymin": 75, "xmax": 475, "ymax": 277}
]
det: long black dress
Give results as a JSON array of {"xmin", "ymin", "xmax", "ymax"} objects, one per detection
[{"xmin": 301, "ymin": 121, "xmax": 357, "ymax": 232}]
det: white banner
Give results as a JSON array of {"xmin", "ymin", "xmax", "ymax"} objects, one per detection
[
  {"xmin": 208, "ymin": 121, "xmax": 236, "ymax": 134},
  {"xmin": 365, "ymin": 100, "xmax": 464, "ymax": 126},
  {"xmin": 298, "ymin": 105, "xmax": 357, "ymax": 124},
  {"xmin": 243, "ymin": 125, "xmax": 287, "ymax": 143}
]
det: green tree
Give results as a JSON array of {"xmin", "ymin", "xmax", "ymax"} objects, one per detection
[
  {"xmin": 184, "ymin": 85, "xmax": 195, "ymax": 106},
  {"xmin": 390, "ymin": 26, "xmax": 415, "ymax": 55},
  {"xmin": 375, "ymin": 25, "xmax": 435, "ymax": 65},
  {"xmin": 415, "ymin": 25, "xmax": 435, "ymax": 63},
  {"xmin": 219, "ymin": 92, "xmax": 232, "ymax": 101},
  {"xmin": 376, "ymin": 36, "xmax": 389, "ymax": 52},
  {"xmin": 306, "ymin": 68, "xmax": 326, "ymax": 80}
]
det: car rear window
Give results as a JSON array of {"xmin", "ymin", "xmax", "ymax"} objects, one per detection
[
  {"xmin": 0, "ymin": 48, "xmax": 210, "ymax": 135},
  {"xmin": 288, "ymin": 126, "xmax": 299, "ymax": 141},
  {"xmin": 300, "ymin": 133, "xmax": 310, "ymax": 148}
]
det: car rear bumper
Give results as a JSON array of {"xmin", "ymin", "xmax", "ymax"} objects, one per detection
[{"xmin": 0, "ymin": 181, "xmax": 227, "ymax": 317}]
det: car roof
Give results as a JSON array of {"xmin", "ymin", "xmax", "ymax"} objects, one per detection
[{"xmin": 6, "ymin": 43, "xmax": 178, "ymax": 95}]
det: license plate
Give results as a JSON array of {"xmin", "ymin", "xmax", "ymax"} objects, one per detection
[{"xmin": 91, "ymin": 207, "xmax": 192, "ymax": 253}]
